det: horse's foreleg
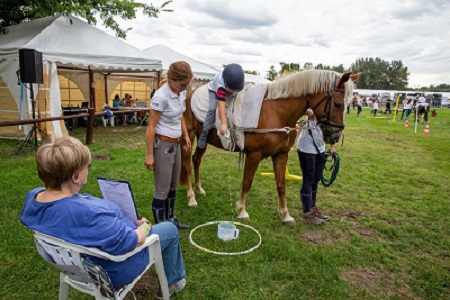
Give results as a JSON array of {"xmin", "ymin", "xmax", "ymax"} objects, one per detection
[
  {"xmin": 193, "ymin": 146, "xmax": 207, "ymax": 196},
  {"xmin": 272, "ymin": 154, "xmax": 296, "ymax": 226},
  {"xmin": 236, "ymin": 153, "xmax": 262, "ymax": 221}
]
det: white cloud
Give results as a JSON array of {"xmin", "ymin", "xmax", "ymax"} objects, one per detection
[{"xmin": 96, "ymin": 0, "xmax": 450, "ymax": 86}]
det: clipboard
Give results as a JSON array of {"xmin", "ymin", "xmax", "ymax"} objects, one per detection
[{"xmin": 97, "ymin": 177, "xmax": 139, "ymax": 221}]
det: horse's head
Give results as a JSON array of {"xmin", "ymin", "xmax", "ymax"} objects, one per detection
[{"xmin": 311, "ymin": 72, "xmax": 361, "ymax": 144}]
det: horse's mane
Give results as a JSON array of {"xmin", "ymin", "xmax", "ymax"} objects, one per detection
[{"xmin": 266, "ymin": 70, "xmax": 354, "ymax": 105}]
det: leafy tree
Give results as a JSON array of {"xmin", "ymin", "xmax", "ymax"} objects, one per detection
[
  {"xmin": 303, "ymin": 62, "xmax": 313, "ymax": 70},
  {"xmin": 266, "ymin": 65, "xmax": 278, "ymax": 81},
  {"xmin": 279, "ymin": 62, "xmax": 300, "ymax": 76},
  {"xmin": 314, "ymin": 63, "xmax": 345, "ymax": 73},
  {"xmin": 0, "ymin": 0, "xmax": 172, "ymax": 38},
  {"xmin": 350, "ymin": 57, "xmax": 409, "ymax": 90},
  {"xmin": 244, "ymin": 70, "xmax": 259, "ymax": 75}
]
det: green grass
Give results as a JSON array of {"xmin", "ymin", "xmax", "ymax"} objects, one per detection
[{"xmin": 1, "ymin": 107, "xmax": 450, "ymax": 299}]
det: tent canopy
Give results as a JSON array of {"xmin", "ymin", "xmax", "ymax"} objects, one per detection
[
  {"xmin": 143, "ymin": 44, "xmax": 219, "ymax": 80},
  {"xmin": 0, "ymin": 15, "xmax": 162, "ymax": 138},
  {"xmin": 0, "ymin": 15, "xmax": 162, "ymax": 72},
  {"xmin": 142, "ymin": 44, "xmax": 269, "ymax": 84}
]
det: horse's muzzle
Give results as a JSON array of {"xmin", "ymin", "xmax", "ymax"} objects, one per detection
[
  {"xmin": 321, "ymin": 123, "xmax": 344, "ymax": 144},
  {"xmin": 324, "ymin": 132, "xmax": 341, "ymax": 144}
]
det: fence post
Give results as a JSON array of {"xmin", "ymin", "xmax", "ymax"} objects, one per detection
[{"xmin": 86, "ymin": 108, "xmax": 95, "ymax": 144}]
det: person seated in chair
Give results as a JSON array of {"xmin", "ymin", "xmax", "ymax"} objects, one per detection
[{"xmin": 20, "ymin": 136, "xmax": 186, "ymax": 299}]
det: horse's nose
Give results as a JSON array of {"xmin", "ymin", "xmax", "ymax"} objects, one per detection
[{"xmin": 330, "ymin": 132, "xmax": 341, "ymax": 144}]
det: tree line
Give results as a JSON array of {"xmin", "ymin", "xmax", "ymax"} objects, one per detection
[{"xmin": 264, "ymin": 58, "xmax": 449, "ymax": 92}]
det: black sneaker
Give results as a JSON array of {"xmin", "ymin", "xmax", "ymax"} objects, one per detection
[
  {"xmin": 169, "ymin": 217, "xmax": 191, "ymax": 230},
  {"xmin": 155, "ymin": 278, "xmax": 186, "ymax": 299}
]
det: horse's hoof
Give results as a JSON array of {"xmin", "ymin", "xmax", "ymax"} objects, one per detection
[
  {"xmin": 282, "ymin": 216, "xmax": 296, "ymax": 227},
  {"xmin": 195, "ymin": 186, "xmax": 206, "ymax": 196},
  {"xmin": 188, "ymin": 198, "xmax": 198, "ymax": 207},
  {"xmin": 237, "ymin": 211, "xmax": 250, "ymax": 221}
]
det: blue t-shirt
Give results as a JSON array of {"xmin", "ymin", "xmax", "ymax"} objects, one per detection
[{"xmin": 20, "ymin": 188, "xmax": 149, "ymax": 288}]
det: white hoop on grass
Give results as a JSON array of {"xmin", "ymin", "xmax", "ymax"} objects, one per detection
[{"xmin": 189, "ymin": 221, "xmax": 262, "ymax": 256}]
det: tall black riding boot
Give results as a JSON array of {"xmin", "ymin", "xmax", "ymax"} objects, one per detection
[
  {"xmin": 152, "ymin": 198, "xmax": 166, "ymax": 224},
  {"xmin": 166, "ymin": 190, "xmax": 191, "ymax": 230},
  {"xmin": 300, "ymin": 192, "xmax": 313, "ymax": 213}
]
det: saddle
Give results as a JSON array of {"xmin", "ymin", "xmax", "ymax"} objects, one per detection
[{"xmin": 191, "ymin": 83, "xmax": 268, "ymax": 150}]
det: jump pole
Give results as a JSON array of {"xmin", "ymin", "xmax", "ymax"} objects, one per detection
[
  {"xmin": 390, "ymin": 95, "xmax": 401, "ymax": 122},
  {"xmin": 261, "ymin": 166, "xmax": 302, "ymax": 181}
]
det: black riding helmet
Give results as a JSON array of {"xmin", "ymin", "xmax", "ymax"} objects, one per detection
[{"xmin": 223, "ymin": 63, "xmax": 245, "ymax": 92}]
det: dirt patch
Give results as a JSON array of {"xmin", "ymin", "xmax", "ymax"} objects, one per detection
[
  {"xmin": 352, "ymin": 224, "xmax": 377, "ymax": 237},
  {"xmin": 124, "ymin": 271, "xmax": 159, "ymax": 299},
  {"xmin": 92, "ymin": 154, "xmax": 112, "ymax": 161},
  {"xmin": 341, "ymin": 267, "xmax": 420, "ymax": 299},
  {"xmin": 302, "ymin": 228, "xmax": 349, "ymax": 245},
  {"xmin": 341, "ymin": 210, "xmax": 363, "ymax": 219}
]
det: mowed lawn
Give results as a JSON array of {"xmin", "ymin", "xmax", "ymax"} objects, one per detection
[{"xmin": 1, "ymin": 107, "xmax": 449, "ymax": 299}]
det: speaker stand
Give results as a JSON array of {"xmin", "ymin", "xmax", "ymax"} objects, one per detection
[{"xmin": 16, "ymin": 84, "xmax": 47, "ymax": 154}]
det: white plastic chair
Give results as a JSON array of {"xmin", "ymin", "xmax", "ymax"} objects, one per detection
[{"xmin": 33, "ymin": 231, "xmax": 170, "ymax": 300}]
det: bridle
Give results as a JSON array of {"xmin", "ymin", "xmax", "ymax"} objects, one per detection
[{"xmin": 310, "ymin": 76, "xmax": 346, "ymax": 131}]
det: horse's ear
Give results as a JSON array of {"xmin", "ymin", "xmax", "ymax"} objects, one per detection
[
  {"xmin": 337, "ymin": 72, "xmax": 351, "ymax": 88},
  {"xmin": 350, "ymin": 72, "xmax": 362, "ymax": 82}
]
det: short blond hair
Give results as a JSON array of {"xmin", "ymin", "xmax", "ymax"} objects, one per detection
[{"xmin": 36, "ymin": 136, "xmax": 91, "ymax": 190}]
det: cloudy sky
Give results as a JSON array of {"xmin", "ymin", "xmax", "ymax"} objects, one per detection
[{"xmin": 97, "ymin": 0, "xmax": 450, "ymax": 88}]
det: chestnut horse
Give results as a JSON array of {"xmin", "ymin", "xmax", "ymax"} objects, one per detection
[{"xmin": 180, "ymin": 70, "xmax": 361, "ymax": 226}]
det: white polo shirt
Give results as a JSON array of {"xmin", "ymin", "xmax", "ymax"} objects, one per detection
[{"xmin": 150, "ymin": 83, "xmax": 186, "ymax": 138}]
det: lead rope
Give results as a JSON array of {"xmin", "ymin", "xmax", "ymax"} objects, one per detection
[{"xmin": 307, "ymin": 128, "xmax": 340, "ymax": 187}]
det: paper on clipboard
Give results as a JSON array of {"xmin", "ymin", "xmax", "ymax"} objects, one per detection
[{"xmin": 97, "ymin": 177, "xmax": 139, "ymax": 221}]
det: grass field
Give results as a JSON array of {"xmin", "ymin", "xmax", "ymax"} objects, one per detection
[{"xmin": 1, "ymin": 107, "xmax": 449, "ymax": 299}]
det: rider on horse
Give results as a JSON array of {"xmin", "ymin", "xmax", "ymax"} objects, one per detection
[{"xmin": 197, "ymin": 63, "xmax": 245, "ymax": 149}]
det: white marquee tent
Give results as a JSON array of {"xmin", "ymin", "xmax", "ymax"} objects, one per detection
[
  {"xmin": 142, "ymin": 44, "xmax": 269, "ymax": 85},
  {"xmin": 0, "ymin": 15, "xmax": 162, "ymax": 138}
]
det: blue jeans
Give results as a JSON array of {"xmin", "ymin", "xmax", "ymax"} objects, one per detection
[
  {"xmin": 405, "ymin": 109, "xmax": 412, "ymax": 119},
  {"xmin": 151, "ymin": 222, "xmax": 186, "ymax": 285}
]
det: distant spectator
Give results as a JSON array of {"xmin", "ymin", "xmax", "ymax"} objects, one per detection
[
  {"xmin": 357, "ymin": 97, "xmax": 362, "ymax": 116},
  {"xmin": 385, "ymin": 98, "xmax": 392, "ymax": 114},
  {"xmin": 372, "ymin": 99, "xmax": 379, "ymax": 117},
  {"xmin": 401, "ymin": 98, "xmax": 413, "ymax": 120}
]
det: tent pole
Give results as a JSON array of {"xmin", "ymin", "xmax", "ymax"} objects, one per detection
[
  {"xmin": 88, "ymin": 67, "xmax": 95, "ymax": 109},
  {"xmin": 104, "ymin": 73, "xmax": 109, "ymax": 106}
]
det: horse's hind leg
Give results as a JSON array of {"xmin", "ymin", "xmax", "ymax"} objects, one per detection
[
  {"xmin": 193, "ymin": 146, "xmax": 207, "ymax": 196},
  {"xmin": 272, "ymin": 154, "xmax": 296, "ymax": 226}
]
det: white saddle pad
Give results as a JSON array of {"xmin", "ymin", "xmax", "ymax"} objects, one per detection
[{"xmin": 190, "ymin": 83, "xmax": 268, "ymax": 150}]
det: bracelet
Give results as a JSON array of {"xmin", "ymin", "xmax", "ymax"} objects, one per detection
[
  {"xmin": 146, "ymin": 154, "xmax": 154, "ymax": 158},
  {"xmin": 139, "ymin": 223, "xmax": 151, "ymax": 234}
]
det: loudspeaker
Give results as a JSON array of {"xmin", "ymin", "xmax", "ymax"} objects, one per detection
[{"xmin": 19, "ymin": 49, "xmax": 44, "ymax": 84}]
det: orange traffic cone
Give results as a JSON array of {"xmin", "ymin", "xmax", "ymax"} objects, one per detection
[
  {"xmin": 423, "ymin": 121, "xmax": 430, "ymax": 135},
  {"xmin": 404, "ymin": 119, "xmax": 409, "ymax": 129}
]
